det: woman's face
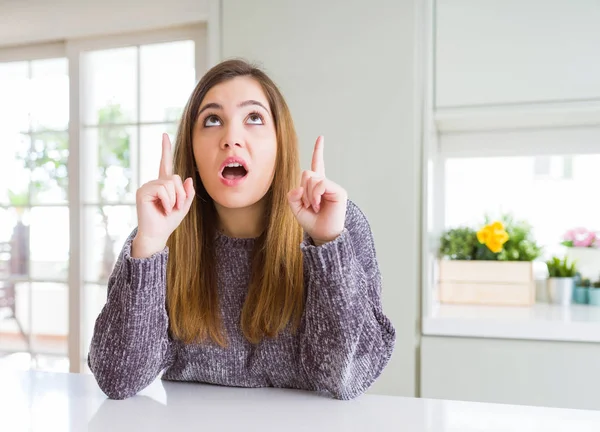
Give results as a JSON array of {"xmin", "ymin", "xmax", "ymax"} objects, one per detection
[{"xmin": 193, "ymin": 76, "xmax": 277, "ymax": 210}]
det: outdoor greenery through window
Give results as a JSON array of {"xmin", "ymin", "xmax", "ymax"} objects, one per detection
[
  {"xmin": 0, "ymin": 38, "xmax": 197, "ymax": 372},
  {"xmin": 0, "ymin": 57, "xmax": 70, "ymax": 370}
]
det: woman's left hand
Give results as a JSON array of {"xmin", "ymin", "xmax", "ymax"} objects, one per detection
[{"xmin": 288, "ymin": 136, "xmax": 348, "ymax": 246}]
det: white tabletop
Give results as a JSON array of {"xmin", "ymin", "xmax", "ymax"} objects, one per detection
[{"xmin": 2, "ymin": 370, "xmax": 600, "ymax": 431}]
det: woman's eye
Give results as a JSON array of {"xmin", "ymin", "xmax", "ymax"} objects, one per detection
[
  {"xmin": 246, "ymin": 113, "xmax": 264, "ymax": 125},
  {"xmin": 204, "ymin": 115, "xmax": 221, "ymax": 127}
]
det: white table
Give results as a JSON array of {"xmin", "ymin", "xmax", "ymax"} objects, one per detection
[{"xmin": 2, "ymin": 370, "xmax": 600, "ymax": 431}]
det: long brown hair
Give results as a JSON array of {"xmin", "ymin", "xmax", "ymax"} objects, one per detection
[{"xmin": 166, "ymin": 59, "xmax": 304, "ymax": 346}]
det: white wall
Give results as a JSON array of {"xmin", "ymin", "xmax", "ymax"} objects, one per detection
[
  {"xmin": 435, "ymin": 0, "xmax": 600, "ymax": 107},
  {"xmin": 221, "ymin": 0, "xmax": 421, "ymax": 397},
  {"xmin": 0, "ymin": 0, "xmax": 209, "ymax": 47}
]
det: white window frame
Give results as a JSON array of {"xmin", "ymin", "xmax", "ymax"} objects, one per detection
[{"xmin": 0, "ymin": 16, "xmax": 220, "ymax": 372}]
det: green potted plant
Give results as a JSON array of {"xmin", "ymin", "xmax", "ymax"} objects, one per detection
[
  {"xmin": 439, "ymin": 227, "xmax": 479, "ymax": 261},
  {"xmin": 573, "ymin": 277, "xmax": 591, "ymax": 304},
  {"xmin": 437, "ymin": 214, "xmax": 542, "ymax": 307},
  {"xmin": 589, "ymin": 279, "xmax": 600, "ymax": 306},
  {"xmin": 546, "ymin": 256, "xmax": 578, "ymax": 306}
]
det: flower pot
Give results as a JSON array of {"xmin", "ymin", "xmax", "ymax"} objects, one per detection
[
  {"xmin": 573, "ymin": 286, "xmax": 590, "ymax": 304},
  {"xmin": 438, "ymin": 260, "xmax": 535, "ymax": 306},
  {"xmin": 547, "ymin": 277, "xmax": 575, "ymax": 306},
  {"xmin": 588, "ymin": 289, "xmax": 600, "ymax": 306}
]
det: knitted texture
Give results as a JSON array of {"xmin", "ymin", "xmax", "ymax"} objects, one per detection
[{"xmin": 88, "ymin": 200, "xmax": 396, "ymax": 400}]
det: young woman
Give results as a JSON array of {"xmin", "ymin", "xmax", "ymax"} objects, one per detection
[{"xmin": 88, "ymin": 59, "xmax": 396, "ymax": 401}]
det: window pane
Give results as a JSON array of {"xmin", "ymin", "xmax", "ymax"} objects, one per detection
[
  {"xmin": 139, "ymin": 126, "xmax": 177, "ymax": 186},
  {"xmin": 82, "ymin": 283, "xmax": 107, "ymax": 360},
  {"xmin": 83, "ymin": 205, "xmax": 136, "ymax": 283},
  {"xmin": 0, "ymin": 208, "xmax": 22, "ymax": 246},
  {"xmin": 82, "ymin": 47, "xmax": 137, "ymax": 125},
  {"xmin": 30, "ymin": 58, "xmax": 69, "ymax": 132},
  {"xmin": 0, "ymin": 61, "xmax": 29, "ymax": 133},
  {"xmin": 1, "ymin": 133, "xmax": 31, "ymax": 206},
  {"xmin": 30, "ymin": 207, "xmax": 69, "ymax": 280},
  {"xmin": 0, "ymin": 282, "xmax": 30, "ymax": 354},
  {"xmin": 0, "ymin": 207, "xmax": 26, "ymax": 355},
  {"xmin": 0, "ymin": 209, "xmax": 13, "ymax": 254},
  {"xmin": 140, "ymin": 40, "xmax": 195, "ymax": 123},
  {"xmin": 29, "ymin": 131, "xmax": 69, "ymax": 205},
  {"xmin": 30, "ymin": 282, "xmax": 67, "ymax": 356},
  {"xmin": 82, "ymin": 126, "xmax": 136, "ymax": 204},
  {"xmin": 445, "ymin": 155, "xmax": 600, "ymax": 261},
  {"xmin": 0, "ymin": 210, "xmax": 29, "ymax": 279}
]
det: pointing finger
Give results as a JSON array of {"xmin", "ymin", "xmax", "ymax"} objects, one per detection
[
  {"xmin": 159, "ymin": 133, "xmax": 173, "ymax": 179},
  {"xmin": 311, "ymin": 135, "xmax": 325, "ymax": 177}
]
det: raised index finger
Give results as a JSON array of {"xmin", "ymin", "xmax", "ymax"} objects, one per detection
[
  {"xmin": 159, "ymin": 133, "xmax": 173, "ymax": 179},
  {"xmin": 311, "ymin": 135, "xmax": 325, "ymax": 176}
]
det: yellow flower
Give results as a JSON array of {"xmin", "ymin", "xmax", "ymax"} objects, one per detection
[
  {"xmin": 486, "ymin": 240, "xmax": 504, "ymax": 254},
  {"xmin": 477, "ymin": 221, "xmax": 509, "ymax": 253}
]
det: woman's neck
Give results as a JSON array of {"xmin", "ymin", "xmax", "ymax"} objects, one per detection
[{"xmin": 215, "ymin": 199, "xmax": 266, "ymax": 239}]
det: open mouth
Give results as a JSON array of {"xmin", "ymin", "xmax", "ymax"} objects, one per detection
[{"xmin": 221, "ymin": 162, "xmax": 248, "ymax": 180}]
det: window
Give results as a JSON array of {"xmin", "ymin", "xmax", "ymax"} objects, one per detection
[
  {"xmin": 424, "ymin": 111, "xmax": 600, "ymax": 314},
  {"xmin": 0, "ymin": 57, "xmax": 70, "ymax": 371},
  {"xmin": 0, "ymin": 25, "xmax": 205, "ymax": 373},
  {"xmin": 79, "ymin": 39, "xmax": 197, "ymax": 359},
  {"xmin": 444, "ymin": 154, "xmax": 600, "ymax": 259}
]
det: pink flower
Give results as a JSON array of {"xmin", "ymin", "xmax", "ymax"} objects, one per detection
[
  {"xmin": 566, "ymin": 227, "xmax": 598, "ymax": 248},
  {"xmin": 563, "ymin": 229, "xmax": 576, "ymax": 241}
]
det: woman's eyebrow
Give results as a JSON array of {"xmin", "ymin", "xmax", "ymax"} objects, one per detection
[
  {"xmin": 238, "ymin": 100, "xmax": 270, "ymax": 114},
  {"xmin": 198, "ymin": 100, "xmax": 270, "ymax": 118},
  {"xmin": 198, "ymin": 102, "xmax": 223, "ymax": 117}
]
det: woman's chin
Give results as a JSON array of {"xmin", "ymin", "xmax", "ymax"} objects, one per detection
[{"xmin": 210, "ymin": 190, "xmax": 266, "ymax": 210}]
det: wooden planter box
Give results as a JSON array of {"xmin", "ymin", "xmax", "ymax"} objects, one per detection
[{"xmin": 438, "ymin": 260, "xmax": 535, "ymax": 306}]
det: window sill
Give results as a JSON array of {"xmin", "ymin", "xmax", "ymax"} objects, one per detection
[{"xmin": 422, "ymin": 303, "xmax": 600, "ymax": 343}]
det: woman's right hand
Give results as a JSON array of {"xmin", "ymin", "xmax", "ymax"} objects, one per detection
[{"xmin": 131, "ymin": 133, "xmax": 196, "ymax": 258}]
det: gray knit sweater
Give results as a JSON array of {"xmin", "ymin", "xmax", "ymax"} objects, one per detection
[{"xmin": 88, "ymin": 200, "xmax": 396, "ymax": 400}]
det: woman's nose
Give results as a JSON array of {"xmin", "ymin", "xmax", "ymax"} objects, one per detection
[{"xmin": 220, "ymin": 124, "xmax": 245, "ymax": 149}]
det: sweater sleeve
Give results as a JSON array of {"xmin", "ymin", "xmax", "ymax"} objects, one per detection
[
  {"xmin": 299, "ymin": 201, "xmax": 396, "ymax": 400},
  {"xmin": 87, "ymin": 229, "xmax": 175, "ymax": 400}
]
